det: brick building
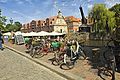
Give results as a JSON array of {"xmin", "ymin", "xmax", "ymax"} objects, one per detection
[
  {"xmin": 21, "ymin": 10, "xmax": 82, "ymax": 33},
  {"xmin": 21, "ymin": 11, "xmax": 68, "ymax": 33},
  {"xmin": 65, "ymin": 16, "xmax": 81, "ymax": 32}
]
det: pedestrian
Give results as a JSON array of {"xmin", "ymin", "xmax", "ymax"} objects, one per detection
[{"xmin": 0, "ymin": 28, "xmax": 4, "ymax": 50}]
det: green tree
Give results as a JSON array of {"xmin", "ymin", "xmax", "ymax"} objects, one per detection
[
  {"xmin": 6, "ymin": 24, "xmax": 14, "ymax": 31},
  {"xmin": 89, "ymin": 4, "xmax": 116, "ymax": 35},
  {"xmin": 6, "ymin": 21, "xmax": 22, "ymax": 32},
  {"xmin": 14, "ymin": 22, "xmax": 22, "ymax": 31},
  {"xmin": 0, "ymin": 9, "xmax": 7, "ymax": 31},
  {"xmin": 109, "ymin": 3, "xmax": 120, "ymax": 26},
  {"xmin": 106, "ymin": 10, "xmax": 116, "ymax": 31}
]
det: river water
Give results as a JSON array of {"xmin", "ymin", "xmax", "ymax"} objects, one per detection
[{"xmin": 83, "ymin": 40, "xmax": 108, "ymax": 47}]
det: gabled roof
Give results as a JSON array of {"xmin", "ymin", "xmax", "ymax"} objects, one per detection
[
  {"xmin": 65, "ymin": 16, "xmax": 81, "ymax": 22},
  {"xmin": 48, "ymin": 16, "xmax": 57, "ymax": 25}
]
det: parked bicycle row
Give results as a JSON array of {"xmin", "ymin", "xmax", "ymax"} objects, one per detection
[
  {"xmin": 24, "ymin": 37, "xmax": 87, "ymax": 70},
  {"xmin": 23, "ymin": 36, "xmax": 120, "ymax": 80}
]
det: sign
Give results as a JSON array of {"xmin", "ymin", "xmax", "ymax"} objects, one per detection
[{"xmin": 15, "ymin": 35, "xmax": 24, "ymax": 45}]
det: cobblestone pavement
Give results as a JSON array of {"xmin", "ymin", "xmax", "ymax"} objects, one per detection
[
  {"xmin": 3, "ymin": 42, "xmax": 120, "ymax": 80},
  {"xmin": 0, "ymin": 48, "xmax": 67, "ymax": 80}
]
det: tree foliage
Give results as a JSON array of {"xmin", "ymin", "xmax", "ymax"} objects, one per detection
[
  {"xmin": 0, "ymin": 9, "xmax": 22, "ymax": 32},
  {"xmin": 109, "ymin": 3, "xmax": 120, "ymax": 26},
  {"xmin": 6, "ymin": 21, "xmax": 22, "ymax": 32},
  {"xmin": 0, "ymin": 9, "xmax": 7, "ymax": 31},
  {"xmin": 89, "ymin": 4, "xmax": 116, "ymax": 34},
  {"xmin": 14, "ymin": 22, "xmax": 22, "ymax": 31}
]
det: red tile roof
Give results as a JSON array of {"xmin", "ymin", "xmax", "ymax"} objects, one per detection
[{"xmin": 65, "ymin": 16, "xmax": 81, "ymax": 22}]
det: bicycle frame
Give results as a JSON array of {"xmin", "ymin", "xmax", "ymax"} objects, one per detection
[{"xmin": 101, "ymin": 39, "xmax": 117, "ymax": 80}]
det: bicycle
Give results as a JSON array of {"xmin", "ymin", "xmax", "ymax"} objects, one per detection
[
  {"xmin": 60, "ymin": 41, "xmax": 86, "ymax": 70},
  {"xmin": 98, "ymin": 39, "xmax": 116, "ymax": 80},
  {"xmin": 30, "ymin": 42, "xmax": 44, "ymax": 58},
  {"xmin": 51, "ymin": 48, "xmax": 64, "ymax": 66}
]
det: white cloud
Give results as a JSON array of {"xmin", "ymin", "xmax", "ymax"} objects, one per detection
[
  {"xmin": 15, "ymin": 0, "xmax": 23, "ymax": 4},
  {"xmin": 15, "ymin": 0, "xmax": 24, "ymax": 4},
  {"xmin": 88, "ymin": 4, "xmax": 93, "ymax": 9},
  {"xmin": 12, "ymin": 10, "xmax": 33, "ymax": 20},
  {"xmin": 104, "ymin": 0, "xmax": 120, "ymax": 8},
  {"xmin": 0, "ymin": 0, "xmax": 7, "ymax": 3},
  {"xmin": 15, "ymin": 0, "xmax": 33, "ymax": 4},
  {"xmin": 34, "ymin": 10, "xmax": 41, "ymax": 15},
  {"xmin": 43, "ymin": 0, "xmax": 53, "ymax": 5},
  {"xmin": 25, "ymin": 0, "xmax": 32, "ymax": 4},
  {"xmin": 72, "ymin": 3, "xmax": 77, "ymax": 6}
]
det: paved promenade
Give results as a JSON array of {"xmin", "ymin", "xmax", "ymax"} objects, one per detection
[
  {"xmin": 0, "ymin": 48, "xmax": 67, "ymax": 80},
  {"xmin": 3, "ymin": 42, "xmax": 120, "ymax": 80}
]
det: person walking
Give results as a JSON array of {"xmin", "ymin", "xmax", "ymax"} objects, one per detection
[{"xmin": 0, "ymin": 29, "xmax": 4, "ymax": 50}]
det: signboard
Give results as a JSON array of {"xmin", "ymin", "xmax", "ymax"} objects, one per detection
[{"xmin": 15, "ymin": 35, "xmax": 24, "ymax": 45}]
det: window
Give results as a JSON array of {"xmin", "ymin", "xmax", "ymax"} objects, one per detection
[{"xmin": 60, "ymin": 29, "xmax": 62, "ymax": 33}]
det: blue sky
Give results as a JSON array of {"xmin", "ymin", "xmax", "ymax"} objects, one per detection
[{"xmin": 0, "ymin": 0, "xmax": 119, "ymax": 24}]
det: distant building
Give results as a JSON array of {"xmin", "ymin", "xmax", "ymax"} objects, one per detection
[
  {"xmin": 65, "ymin": 16, "xmax": 81, "ymax": 32},
  {"xmin": 21, "ymin": 10, "xmax": 68, "ymax": 33}
]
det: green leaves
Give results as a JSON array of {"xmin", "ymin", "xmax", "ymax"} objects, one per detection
[
  {"xmin": 6, "ymin": 21, "xmax": 22, "ymax": 32},
  {"xmin": 89, "ymin": 3, "xmax": 116, "ymax": 34},
  {"xmin": 0, "ymin": 10, "xmax": 7, "ymax": 31},
  {"xmin": 0, "ymin": 9, "xmax": 22, "ymax": 32},
  {"xmin": 109, "ymin": 3, "xmax": 120, "ymax": 26}
]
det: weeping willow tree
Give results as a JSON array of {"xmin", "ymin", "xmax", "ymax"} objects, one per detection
[
  {"xmin": 109, "ymin": 3, "xmax": 120, "ymax": 27},
  {"xmin": 89, "ymin": 4, "xmax": 116, "ymax": 39}
]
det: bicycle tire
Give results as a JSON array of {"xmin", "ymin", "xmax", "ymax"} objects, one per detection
[
  {"xmin": 35, "ymin": 48, "xmax": 44, "ymax": 58},
  {"xmin": 98, "ymin": 67, "xmax": 113, "ymax": 80},
  {"xmin": 60, "ymin": 54, "xmax": 75, "ymax": 70},
  {"xmin": 103, "ymin": 49, "xmax": 116, "ymax": 80},
  {"xmin": 60, "ymin": 61, "xmax": 74, "ymax": 70},
  {"xmin": 52, "ymin": 59, "xmax": 60, "ymax": 66},
  {"xmin": 52, "ymin": 52, "xmax": 64, "ymax": 66},
  {"xmin": 103, "ymin": 49, "xmax": 113, "ymax": 62}
]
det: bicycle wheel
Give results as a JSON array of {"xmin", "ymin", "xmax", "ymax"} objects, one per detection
[
  {"xmin": 60, "ymin": 54, "xmax": 75, "ymax": 70},
  {"xmin": 52, "ymin": 51, "xmax": 64, "ymax": 66},
  {"xmin": 103, "ymin": 49, "xmax": 113, "ymax": 62},
  {"xmin": 98, "ymin": 67, "xmax": 113, "ymax": 80},
  {"xmin": 35, "ymin": 48, "xmax": 44, "ymax": 58},
  {"xmin": 60, "ymin": 61, "xmax": 74, "ymax": 70},
  {"xmin": 52, "ymin": 58, "xmax": 60, "ymax": 66},
  {"xmin": 103, "ymin": 49, "xmax": 116, "ymax": 80}
]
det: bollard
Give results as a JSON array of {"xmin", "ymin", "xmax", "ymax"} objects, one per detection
[{"xmin": 92, "ymin": 48, "xmax": 100, "ymax": 63}]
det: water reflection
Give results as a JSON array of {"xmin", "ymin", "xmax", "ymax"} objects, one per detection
[{"xmin": 83, "ymin": 40, "xmax": 108, "ymax": 47}]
